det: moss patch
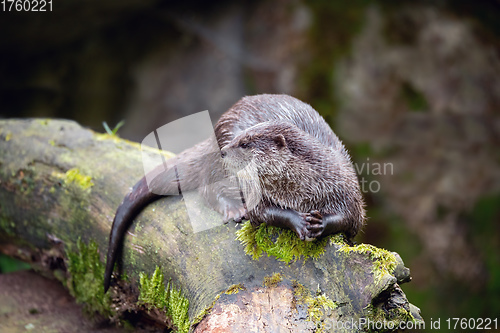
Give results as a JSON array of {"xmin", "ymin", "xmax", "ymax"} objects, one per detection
[
  {"xmin": 293, "ymin": 280, "xmax": 337, "ymax": 329},
  {"xmin": 225, "ymin": 283, "xmax": 245, "ymax": 295},
  {"xmin": 94, "ymin": 132, "xmax": 175, "ymax": 159},
  {"xmin": 64, "ymin": 168, "xmax": 93, "ymax": 190},
  {"xmin": 138, "ymin": 266, "xmax": 190, "ymax": 333},
  {"xmin": 36, "ymin": 119, "xmax": 50, "ymax": 126},
  {"xmin": 236, "ymin": 221, "xmax": 342, "ymax": 263},
  {"xmin": 263, "ymin": 273, "xmax": 283, "ymax": 288},
  {"xmin": 336, "ymin": 243, "xmax": 398, "ymax": 283},
  {"xmin": 364, "ymin": 304, "xmax": 418, "ymax": 332},
  {"xmin": 66, "ymin": 239, "xmax": 112, "ymax": 316}
]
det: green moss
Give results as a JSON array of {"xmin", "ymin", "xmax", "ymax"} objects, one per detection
[
  {"xmin": 225, "ymin": 283, "xmax": 245, "ymax": 295},
  {"xmin": 263, "ymin": 273, "xmax": 283, "ymax": 288},
  {"xmin": 94, "ymin": 132, "xmax": 175, "ymax": 158},
  {"xmin": 138, "ymin": 266, "xmax": 190, "ymax": 333},
  {"xmin": 329, "ymin": 233, "xmax": 349, "ymax": 246},
  {"xmin": 292, "ymin": 280, "xmax": 337, "ymax": 329},
  {"xmin": 5, "ymin": 132, "xmax": 12, "ymax": 141},
  {"xmin": 138, "ymin": 266, "xmax": 166, "ymax": 310},
  {"xmin": 364, "ymin": 304, "xmax": 419, "ymax": 332},
  {"xmin": 236, "ymin": 221, "xmax": 336, "ymax": 263},
  {"xmin": 308, "ymin": 294, "xmax": 337, "ymax": 330},
  {"xmin": 164, "ymin": 282, "xmax": 190, "ymax": 332},
  {"xmin": 336, "ymin": 243, "xmax": 398, "ymax": 283},
  {"xmin": 48, "ymin": 139, "xmax": 55, "ymax": 146},
  {"xmin": 66, "ymin": 239, "xmax": 112, "ymax": 316},
  {"xmin": 36, "ymin": 119, "xmax": 49, "ymax": 126},
  {"xmin": 235, "ymin": 220, "xmax": 262, "ymax": 259},
  {"xmin": 94, "ymin": 132, "xmax": 135, "ymax": 149},
  {"xmin": 64, "ymin": 168, "xmax": 93, "ymax": 190},
  {"xmin": 94, "ymin": 132, "xmax": 122, "ymax": 140}
]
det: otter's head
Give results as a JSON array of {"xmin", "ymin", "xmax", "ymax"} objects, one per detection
[
  {"xmin": 220, "ymin": 121, "xmax": 295, "ymax": 179},
  {"xmin": 221, "ymin": 121, "xmax": 298, "ymax": 211}
]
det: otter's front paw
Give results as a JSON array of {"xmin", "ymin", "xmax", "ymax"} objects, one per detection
[
  {"xmin": 222, "ymin": 203, "xmax": 248, "ymax": 224},
  {"xmin": 303, "ymin": 210, "xmax": 325, "ymax": 239},
  {"xmin": 291, "ymin": 217, "xmax": 309, "ymax": 241},
  {"xmin": 214, "ymin": 196, "xmax": 248, "ymax": 223}
]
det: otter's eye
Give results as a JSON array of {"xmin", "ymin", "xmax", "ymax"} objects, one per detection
[{"xmin": 239, "ymin": 142, "xmax": 249, "ymax": 149}]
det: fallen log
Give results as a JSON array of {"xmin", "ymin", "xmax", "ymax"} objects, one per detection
[{"xmin": 0, "ymin": 118, "xmax": 423, "ymax": 332}]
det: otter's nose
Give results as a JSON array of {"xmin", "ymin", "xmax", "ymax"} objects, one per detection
[{"xmin": 221, "ymin": 149, "xmax": 227, "ymax": 158}]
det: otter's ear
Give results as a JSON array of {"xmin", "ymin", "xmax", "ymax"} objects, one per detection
[{"xmin": 274, "ymin": 134, "xmax": 287, "ymax": 149}]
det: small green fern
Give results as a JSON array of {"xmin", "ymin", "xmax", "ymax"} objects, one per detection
[{"xmin": 102, "ymin": 120, "xmax": 125, "ymax": 136}]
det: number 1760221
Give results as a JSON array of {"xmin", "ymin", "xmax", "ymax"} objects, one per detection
[{"xmin": 2, "ymin": 0, "xmax": 52, "ymax": 11}]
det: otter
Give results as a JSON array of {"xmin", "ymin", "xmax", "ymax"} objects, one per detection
[{"xmin": 104, "ymin": 94, "xmax": 365, "ymax": 292}]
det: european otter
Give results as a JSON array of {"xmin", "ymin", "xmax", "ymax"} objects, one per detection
[
  {"xmin": 221, "ymin": 120, "xmax": 364, "ymax": 240},
  {"xmin": 104, "ymin": 94, "xmax": 365, "ymax": 292}
]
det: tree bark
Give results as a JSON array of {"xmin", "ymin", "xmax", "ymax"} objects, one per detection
[{"xmin": 0, "ymin": 119, "xmax": 422, "ymax": 332}]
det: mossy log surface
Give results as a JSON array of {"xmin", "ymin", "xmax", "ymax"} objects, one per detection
[{"xmin": 0, "ymin": 119, "xmax": 422, "ymax": 332}]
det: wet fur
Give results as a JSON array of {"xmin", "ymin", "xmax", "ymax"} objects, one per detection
[
  {"xmin": 104, "ymin": 94, "xmax": 365, "ymax": 291},
  {"xmin": 221, "ymin": 121, "xmax": 365, "ymax": 238}
]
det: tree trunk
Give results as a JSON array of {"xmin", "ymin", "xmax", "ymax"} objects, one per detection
[{"xmin": 0, "ymin": 119, "xmax": 423, "ymax": 332}]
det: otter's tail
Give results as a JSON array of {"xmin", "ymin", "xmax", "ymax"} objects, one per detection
[
  {"xmin": 104, "ymin": 176, "xmax": 161, "ymax": 292},
  {"xmin": 103, "ymin": 147, "xmax": 215, "ymax": 291}
]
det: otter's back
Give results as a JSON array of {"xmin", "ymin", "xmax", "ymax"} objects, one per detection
[{"xmin": 216, "ymin": 94, "xmax": 346, "ymax": 155}]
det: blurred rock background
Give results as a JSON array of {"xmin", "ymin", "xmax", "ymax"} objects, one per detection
[{"xmin": 1, "ymin": 0, "xmax": 499, "ymax": 329}]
